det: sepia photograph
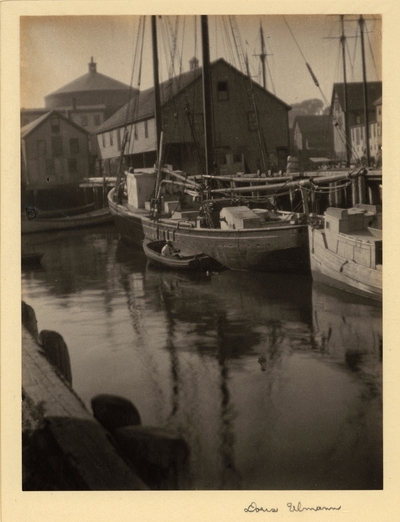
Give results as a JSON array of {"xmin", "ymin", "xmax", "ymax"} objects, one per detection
[{"xmin": 1, "ymin": 0, "xmax": 399, "ymax": 520}]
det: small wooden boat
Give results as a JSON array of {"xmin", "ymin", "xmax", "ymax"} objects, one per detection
[
  {"xmin": 21, "ymin": 207, "xmax": 113, "ymax": 234},
  {"xmin": 308, "ymin": 204, "xmax": 382, "ymax": 301},
  {"xmin": 33, "ymin": 203, "xmax": 95, "ymax": 219},
  {"xmin": 21, "ymin": 252, "xmax": 44, "ymax": 265},
  {"xmin": 142, "ymin": 239, "xmax": 215, "ymax": 270}
]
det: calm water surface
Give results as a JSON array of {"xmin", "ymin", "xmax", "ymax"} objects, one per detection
[{"xmin": 22, "ymin": 225, "xmax": 383, "ymax": 490}]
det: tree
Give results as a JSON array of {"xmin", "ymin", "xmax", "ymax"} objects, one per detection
[{"xmin": 291, "ymin": 98, "xmax": 325, "ymax": 115}]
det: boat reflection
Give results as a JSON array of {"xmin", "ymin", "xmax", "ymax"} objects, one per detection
[
  {"xmin": 21, "ymin": 229, "xmax": 383, "ymax": 489},
  {"xmin": 311, "ymin": 280, "xmax": 382, "ymax": 366}
]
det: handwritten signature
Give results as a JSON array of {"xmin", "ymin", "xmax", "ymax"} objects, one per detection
[{"xmin": 244, "ymin": 501, "xmax": 341, "ymax": 513}]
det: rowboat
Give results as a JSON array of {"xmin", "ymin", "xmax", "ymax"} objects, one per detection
[
  {"xmin": 30, "ymin": 203, "xmax": 95, "ymax": 220},
  {"xmin": 142, "ymin": 239, "xmax": 216, "ymax": 271},
  {"xmin": 21, "ymin": 207, "xmax": 113, "ymax": 234},
  {"xmin": 308, "ymin": 204, "xmax": 382, "ymax": 301}
]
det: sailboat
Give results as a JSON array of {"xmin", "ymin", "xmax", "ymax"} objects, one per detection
[{"xmin": 107, "ymin": 15, "xmax": 362, "ymax": 272}]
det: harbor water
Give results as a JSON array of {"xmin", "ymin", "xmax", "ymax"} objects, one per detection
[{"xmin": 21, "ymin": 225, "xmax": 383, "ymax": 490}]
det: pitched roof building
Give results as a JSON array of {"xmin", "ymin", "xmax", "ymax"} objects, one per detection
[
  {"xmin": 292, "ymin": 115, "xmax": 334, "ymax": 169},
  {"xmin": 21, "ymin": 110, "xmax": 91, "ymax": 208},
  {"xmin": 96, "ymin": 58, "xmax": 292, "ymax": 175},
  {"xmin": 330, "ymin": 81, "xmax": 382, "ymax": 162}
]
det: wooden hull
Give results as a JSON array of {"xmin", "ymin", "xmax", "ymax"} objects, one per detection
[
  {"xmin": 109, "ymin": 190, "xmax": 309, "ymax": 272},
  {"xmin": 308, "ymin": 225, "xmax": 382, "ymax": 301},
  {"xmin": 21, "ymin": 208, "xmax": 113, "ymax": 234},
  {"xmin": 32, "ymin": 203, "xmax": 95, "ymax": 220},
  {"xmin": 142, "ymin": 240, "xmax": 215, "ymax": 270}
]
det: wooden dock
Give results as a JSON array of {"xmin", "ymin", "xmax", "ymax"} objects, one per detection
[
  {"xmin": 22, "ymin": 300, "xmax": 191, "ymax": 491},
  {"xmin": 22, "ymin": 326, "xmax": 148, "ymax": 490}
]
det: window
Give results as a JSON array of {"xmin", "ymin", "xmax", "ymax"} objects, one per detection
[
  {"xmin": 94, "ymin": 114, "xmax": 101, "ymax": 126},
  {"xmin": 109, "ymin": 131, "xmax": 114, "ymax": 146},
  {"xmin": 233, "ymin": 153, "xmax": 242, "ymax": 163},
  {"xmin": 102, "ymin": 133, "xmax": 106, "ymax": 147},
  {"xmin": 144, "ymin": 120, "xmax": 148, "ymax": 139},
  {"xmin": 37, "ymin": 140, "xmax": 46, "ymax": 157},
  {"xmin": 217, "ymin": 81, "xmax": 229, "ymax": 101},
  {"xmin": 50, "ymin": 115, "xmax": 60, "ymax": 133},
  {"xmin": 52, "ymin": 136, "xmax": 63, "ymax": 157},
  {"xmin": 81, "ymin": 115, "xmax": 88, "ymax": 127},
  {"xmin": 117, "ymin": 128, "xmax": 122, "ymax": 151},
  {"xmin": 45, "ymin": 159, "xmax": 55, "ymax": 177},
  {"xmin": 68, "ymin": 158, "xmax": 78, "ymax": 173},
  {"xmin": 134, "ymin": 125, "xmax": 138, "ymax": 140},
  {"xmin": 247, "ymin": 111, "xmax": 257, "ymax": 131},
  {"xmin": 69, "ymin": 138, "xmax": 80, "ymax": 155},
  {"xmin": 356, "ymin": 128, "xmax": 360, "ymax": 145}
]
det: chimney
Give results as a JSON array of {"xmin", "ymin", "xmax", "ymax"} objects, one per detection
[
  {"xmin": 189, "ymin": 56, "xmax": 199, "ymax": 71},
  {"xmin": 89, "ymin": 57, "xmax": 97, "ymax": 73}
]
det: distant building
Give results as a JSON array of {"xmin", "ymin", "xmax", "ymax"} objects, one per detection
[
  {"xmin": 292, "ymin": 115, "xmax": 334, "ymax": 169},
  {"xmin": 95, "ymin": 58, "xmax": 291, "ymax": 176},
  {"xmin": 44, "ymin": 58, "xmax": 135, "ymax": 134},
  {"xmin": 330, "ymin": 81, "xmax": 382, "ymax": 163},
  {"xmin": 349, "ymin": 95, "xmax": 382, "ymax": 166},
  {"xmin": 20, "ymin": 108, "xmax": 49, "ymax": 127},
  {"xmin": 21, "ymin": 110, "xmax": 90, "ymax": 208}
]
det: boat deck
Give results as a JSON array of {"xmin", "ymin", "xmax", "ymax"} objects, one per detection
[{"xmin": 339, "ymin": 229, "xmax": 382, "ymax": 242}]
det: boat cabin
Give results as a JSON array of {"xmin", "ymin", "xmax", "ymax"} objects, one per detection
[
  {"xmin": 126, "ymin": 169, "xmax": 157, "ymax": 209},
  {"xmin": 324, "ymin": 204, "xmax": 382, "ymax": 269}
]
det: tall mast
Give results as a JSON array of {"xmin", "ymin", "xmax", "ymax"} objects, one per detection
[
  {"xmin": 259, "ymin": 22, "xmax": 267, "ymax": 90},
  {"xmin": 340, "ymin": 15, "xmax": 351, "ymax": 167},
  {"xmin": 151, "ymin": 15, "xmax": 162, "ymax": 162},
  {"xmin": 201, "ymin": 15, "xmax": 214, "ymax": 176},
  {"xmin": 359, "ymin": 15, "xmax": 371, "ymax": 167}
]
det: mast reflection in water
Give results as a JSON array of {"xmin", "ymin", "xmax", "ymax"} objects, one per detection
[{"xmin": 22, "ymin": 226, "xmax": 382, "ymax": 490}]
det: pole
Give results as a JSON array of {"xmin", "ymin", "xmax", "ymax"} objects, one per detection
[
  {"xmin": 260, "ymin": 22, "xmax": 267, "ymax": 90},
  {"xmin": 201, "ymin": 15, "xmax": 214, "ymax": 176},
  {"xmin": 359, "ymin": 15, "xmax": 371, "ymax": 167},
  {"xmin": 152, "ymin": 15, "xmax": 162, "ymax": 160},
  {"xmin": 340, "ymin": 15, "xmax": 351, "ymax": 167}
]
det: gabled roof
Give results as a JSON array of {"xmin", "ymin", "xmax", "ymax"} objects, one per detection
[
  {"xmin": 95, "ymin": 66, "xmax": 203, "ymax": 133},
  {"xmin": 95, "ymin": 58, "xmax": 291, "ymax": 134},
  {"xmin": 293, "ymin": 115, "xmax": 332, "ymax": 135},
  {"xmin": 21, "ymin": 110, "xmax": 90, "ymax": 138},
  {"xmin": 331, "ymin": 82, "xmax": 382, "ymax": 113},
  {"xmin": 45, "ymin": 61, "xmax": 133, "ymax": 98}
]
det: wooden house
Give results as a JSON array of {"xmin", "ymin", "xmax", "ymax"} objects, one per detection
[
  {"xmin": 292, "ymin": 115, "xmax": 334, "ymax": 169},
  {"xmin": 21, "ymin": 110, "xmax": 90, "ymax": 208},
  {"xmin": 330, "ymin": 81, "xmax": 382, "ymax": 163},
  {"xmin": 95, "ymin": 58, "xmax": 291, "ymax": 176}
]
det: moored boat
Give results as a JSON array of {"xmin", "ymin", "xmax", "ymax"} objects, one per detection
[
  {"xmin": 21, "ymin": 207, "xmax": 113, "ymax": 234},
  {"xmin": 109, "ymin": 183, "xmax": 311, "ymax": 272},
  {"xmin": 308, "ymin": 204, "xmax": 382, "ymax": 301},
  {"xmin": 142, "ymin": 239, "xmax": 216, "ymax": 270}
]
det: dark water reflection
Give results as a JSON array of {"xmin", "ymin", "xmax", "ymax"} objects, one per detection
[{"xmin": 22, "ymin": 226, "xmax": 382, "ymax": 490}]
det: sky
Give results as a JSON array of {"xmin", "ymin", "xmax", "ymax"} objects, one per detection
[{"xmin": 21, "ymin": 14, "xmax": 382, "ymax": 110}]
